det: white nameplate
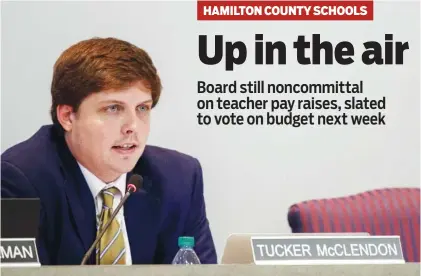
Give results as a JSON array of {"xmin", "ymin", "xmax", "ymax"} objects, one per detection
[
  {"xmin": 250, "ymin": 235, "xmax": 405, "ymax": 265},
  {"xmin": 0, "ymin": 238, "xmax": 41, "ymax": 267}
]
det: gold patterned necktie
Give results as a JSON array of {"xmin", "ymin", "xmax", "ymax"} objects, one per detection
[{"xmin": 96, "ymin": 187, "xmax": 126, "ymax": 265}]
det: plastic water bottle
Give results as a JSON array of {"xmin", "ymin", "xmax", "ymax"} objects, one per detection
[{"xmin": 171, "ymin": 236, "xmax": 201, "ymax": 265}]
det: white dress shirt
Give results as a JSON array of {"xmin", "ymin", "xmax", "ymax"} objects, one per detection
[{"xmin": 78, "ymin": 163, "xmax": 132, "ymax": 265}]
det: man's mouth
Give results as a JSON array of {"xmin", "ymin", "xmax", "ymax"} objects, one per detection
[
  {"xmin": 113, "ymin": 143, "xmax": 137, "ymax": 149},
  {"xmin": 112, "ymin": 143, "xmax": 138, "ymax": 154}
]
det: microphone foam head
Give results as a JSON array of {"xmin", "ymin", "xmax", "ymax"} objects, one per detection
[{"xmin": 127, "ymin": 174, "xmax": 143, "ymax": 193}]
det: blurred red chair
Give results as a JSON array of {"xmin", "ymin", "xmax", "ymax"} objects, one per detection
[{"xmin": 287, "ymin": 187, "xmax": 420, "ymax": 262}]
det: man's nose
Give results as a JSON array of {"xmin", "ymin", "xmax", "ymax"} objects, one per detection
[{"xmin": 121, "ymin": 111, "xmax": 138, "ymax": 135}]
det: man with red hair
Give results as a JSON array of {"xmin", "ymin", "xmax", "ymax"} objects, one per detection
[{"xmin": 1, "ymin": 37, "xmax": 217, "ymax": 265}]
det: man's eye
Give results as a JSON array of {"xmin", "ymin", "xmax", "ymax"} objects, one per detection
[
  {"xmin": 138, "ymin": 105, "xmax": 151, "ymax": 112},
  {"xmin": 106, "ymin": 105, "xmax": 120, "ymax": 112}
]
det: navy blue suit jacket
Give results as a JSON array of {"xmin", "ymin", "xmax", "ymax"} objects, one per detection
[{"xmin": 1, "ymin": 125, "xmax": 217, "ymax": 265}]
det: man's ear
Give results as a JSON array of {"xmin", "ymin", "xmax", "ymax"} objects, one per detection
[{"xmin": 56, "ymin": 105, "xmax": 75, "ymax": 131}]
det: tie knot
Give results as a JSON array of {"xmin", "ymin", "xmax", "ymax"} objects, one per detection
[{"xmin": 102, "ymin": 187, "xmax": 119, "ymax": 209}]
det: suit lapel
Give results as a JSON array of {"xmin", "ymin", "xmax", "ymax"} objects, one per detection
[
  {"xmin": 125, "ymin": 166, "xmax": 161, "ymax": 264},
  {"xmin": 54, "ymin": 131, "xmax": 96, "ymax": 260}
]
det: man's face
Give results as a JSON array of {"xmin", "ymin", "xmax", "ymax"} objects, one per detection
[{"xmin": 64, "ymin": 81, "xmax": 152, "ymax": 183}]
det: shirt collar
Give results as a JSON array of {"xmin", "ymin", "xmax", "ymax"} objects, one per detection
[{"xmin": 77, "ymin": 162, "xmax": 127, "ymax": 198}]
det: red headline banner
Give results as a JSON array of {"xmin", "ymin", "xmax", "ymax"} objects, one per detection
[{"xmin": 197, "ymin": 1, "xmax": 374, "ymax": 21}]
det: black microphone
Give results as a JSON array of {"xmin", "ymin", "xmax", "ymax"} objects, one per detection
[{"xmin": 80, "ymin": 174, "xmax": 143, "ymax": 265}]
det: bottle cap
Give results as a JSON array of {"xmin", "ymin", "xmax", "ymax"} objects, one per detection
[{"xmin": 178, "ymin": 236, "xmax": 195, "ymax": 248}]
